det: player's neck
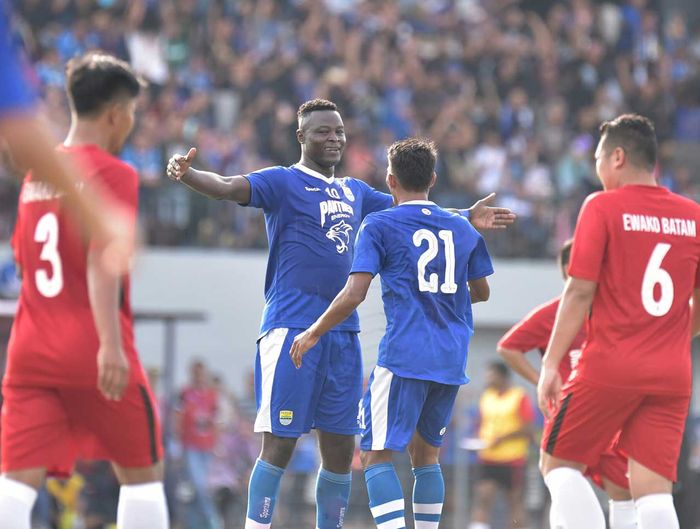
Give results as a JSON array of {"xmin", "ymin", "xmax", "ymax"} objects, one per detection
[
  {"xmin": 395, "ymin": 192, "xmax": 430, "ymax": 205},
  {"xmin": 64, "ymin": 121, "xmax": 112, "ymax": 154},
  {"xmin": 613, "ymin": 170, "xmax": 657, "ymax": 189},
  {"xmin": 299, "ymin": 156, "xmax": 335, "ymax": 178}
]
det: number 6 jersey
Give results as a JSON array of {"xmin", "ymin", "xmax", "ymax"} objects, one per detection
[
  {"xmin": 568, "ymin": 185, "xmax": 700, "ymax": 395},
  {"xmin": 7, "ymin": 144, "xmax": 140, "ymax": 387},
  {"xmin": 351, "ymin": 200, "xmax": 494, "ymax": 385}
]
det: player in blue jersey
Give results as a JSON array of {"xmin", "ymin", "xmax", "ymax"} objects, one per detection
[
  {"xmin": 290, "ymin": 138, "xmax": 493, "ymax": 529},
  {"xmin": 0, "ymin": 0, "xmax": 133, "ymax": 275},
  {"xmin": 166, "ymin": 99, "xmax": 510, "ymax": 529}
]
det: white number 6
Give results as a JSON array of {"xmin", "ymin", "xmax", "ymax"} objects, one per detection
[
  {"xmin": 34, "ymin": 212, "xmax": 64, "ymax": 298},
  {"xmin": 641, "ymin": 243, "xmax": 673, "ymax": 317}
]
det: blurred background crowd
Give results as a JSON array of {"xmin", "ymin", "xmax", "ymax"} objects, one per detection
[{"xmin": 1, "ymin": 0, "xmax": 700, "ymax": 257}]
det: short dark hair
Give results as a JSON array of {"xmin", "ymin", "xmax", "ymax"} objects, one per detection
[
  {"xmin": 387, "ymin": 138, "xmax": 438, "ymax": 192},
  {"xmin": 66, "ymin": 52, "xmax": 144, "ymax": 117},
  {"xmin": 297, "ymin": 99, "xmax": 338, "ymax": 120},
  {"xmin": 488, "ymin": 361, "xmax": 510, "ymax": 379},
  {"xmin": 599, "ymin": 114, "xmax": 657, "ymax": 171}
]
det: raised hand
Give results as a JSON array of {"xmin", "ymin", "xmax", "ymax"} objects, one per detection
[
  {"xmin": 468, "ymin": 193, "xmax": 517, "ymax": 230},
  {"xmin": 166, "ymin": 147, "xmax": 197, "ymax": 181},
  {"xmin": 289, "ymin": 330, "xmax": 320, "ymax": 369}
]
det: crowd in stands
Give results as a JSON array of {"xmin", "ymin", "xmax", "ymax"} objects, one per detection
[{"xmin": 1, "ymin": 0, "xmax": 699, "ymax": 258}]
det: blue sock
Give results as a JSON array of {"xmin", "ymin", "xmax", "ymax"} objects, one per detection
[
  {"xmin": 316, "ymin": 467, "xmax": 352, "ymax": 529},
  {"xmin": 364, "ymin": 462, "xmax": 406, "ymax": 529},
  {"xmin": 412, "ymin": 464, "xmax": 444, "ymax": 528},
  {"xmin": 245, "ymin": 458, "xmax": 284, "ymax": 528}
]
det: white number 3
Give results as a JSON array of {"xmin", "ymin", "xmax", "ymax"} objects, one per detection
[
  {"xmin": 34, "ymin": 212, "xmax": 64, "ymax": 298},
  {"xmin": 641, "ymin": 243, "xmax": 674, "ymax": 317}
]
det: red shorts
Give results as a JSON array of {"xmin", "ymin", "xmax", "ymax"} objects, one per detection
[
  {"xmin": 586, "ymin": 449, "xmax": 629, "ymax": 491},
  {"xmin": 541, "ymin": 377, "xmax": 689, "ymax": 482},
  {"xmin": 1, "ymin": 381, "xmax": 163, "ymax": 477}
]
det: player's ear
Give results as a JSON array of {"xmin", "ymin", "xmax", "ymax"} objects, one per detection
[
  {"xmin": 429, "ymin": 171, "xmax": 437, "ymax": 189},
  {"xmin": 613, "ymin": 146, "xmax": 625, "ymax": 169},
  {"xmin": 386, "ymin": 172, "xmax": 397, "ymax": 190},
  {"xmin": 296, "ymin": 128, "xmax": 304, "ymax": 145}
]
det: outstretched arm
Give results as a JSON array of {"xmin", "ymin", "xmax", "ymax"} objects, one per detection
[
  {"xmin": 290, "ymin": 273, "xmax": 373, "ymax": 368},
  {"xmin": 167, "ymin": 147, "xmax": 251, "ymax": 203},
  {"xmin": 448, "ymin": 193, "xmax": 516, "ymax": 230}
]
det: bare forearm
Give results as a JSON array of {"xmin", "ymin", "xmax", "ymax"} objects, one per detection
[
  {"xmin": 499, "ymin": 348, "xmax": 540, "ymax": 385},
  {"xmin": 87, "ymin": 251, "xmax": 122, "ymax": 348},
  {"xmin": 180, "ymin": 168, "xmax": 250, "ymax": 203},
  {"xmin": 544, "ymin": 280, "xmax": 595, "ymax": 369},
  {"xmin": 309, "ymin": 288, "xmax": 365, "ymax": 338}
]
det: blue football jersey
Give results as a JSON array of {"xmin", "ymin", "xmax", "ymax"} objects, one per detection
[
  {"xmin": 244, "ymin": 163, "xmax": 393, "ymax": 335},
  {"xmin": 351, "ymin": 201, "xmax": 494, "ymax": 385},
  {"xmin": 0, "ymin": 2, "xmax": 36, "ymax": 116}
]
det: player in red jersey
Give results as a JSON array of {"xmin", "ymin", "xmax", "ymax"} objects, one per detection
[
  {"xmin": 499, "ymin": 240, "xmax": 634, "ymax": 529},
  {"xmin": 0, "ymin": 53, "xmax": 168, "ymax": 529},
  {"xmin": 537, "ymin": 114, "xmax": 700, "ymax": 529}
]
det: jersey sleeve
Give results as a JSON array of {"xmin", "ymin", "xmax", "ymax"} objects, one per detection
[
  {"xmin": 0, "ymin": 6, "xmax": 37, "ymax": 116},
  {"xmin": 695, "ymin": 252, "xmax": 700, "ymax": 289},
  {"xmin": 498, "ymin": 303, "xmax": 553, "ymax": 353},
  {"xmin": 354, "ymin": 178, "xmax": 393, "ymax": 218},
  {"xmin": 467, "ymin": 234, "xmax": 494, "ymax": 280},
  {"xmin": 350, "ymin": 215, "xmax": 385, "ymax": 276},
  {"xmin": 568, "ymin": 193, "xmax": 608, "ymax": 282},
  {"xmin": 243, "ymin": 166, "xmax": 287, "ymax": 212}
]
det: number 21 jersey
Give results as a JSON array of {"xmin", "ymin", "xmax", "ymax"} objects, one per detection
[
  {"xmin": 7, "ymin": 144, "xmax": 140, "ymax": 387},
  {"xmin": 569, "ymin": 185, "xmax": 700, "ymax": 395},
  {"xmin": 351, "ymin": 201, "xmax": 494, "ymax": 385}
]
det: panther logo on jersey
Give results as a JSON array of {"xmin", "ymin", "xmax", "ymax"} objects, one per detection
[{"xmin": 326, "ymin": 220, "xmax": 353, "ymax": 254}]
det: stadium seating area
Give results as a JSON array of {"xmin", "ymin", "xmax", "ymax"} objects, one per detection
[{"xmin": 1, "ymin": 0, "xmax": 699, "ymax": 257}]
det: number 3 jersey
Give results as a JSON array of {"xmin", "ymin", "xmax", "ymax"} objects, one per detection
[
  {"xmin": 351, "ymin": 201, "xmax": 494, "ymax": 386},
  {"xmin": 569, "ymin": 185, "xmax": 700, "ymax": 395},
  {"xmin": 7, "ymin": 144, "xmax": 140, "ymax": 387}
]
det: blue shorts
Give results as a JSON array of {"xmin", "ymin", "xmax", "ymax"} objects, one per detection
[
  {"xmin": 359, "ymin": 366, "xmax": 460, "ymax": 452},
  {"xmin": 254, "ymin": 328, "xmax": 362, "ymax": 438}
]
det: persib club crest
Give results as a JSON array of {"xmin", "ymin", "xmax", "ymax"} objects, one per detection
[{"xmin": 326, "ymin": 220, "xmax": 353, "ymax": 254}]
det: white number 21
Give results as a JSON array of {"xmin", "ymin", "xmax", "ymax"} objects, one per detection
[
  {"xmin": 34, "ymin": 212, "xmax": 64, "ymax": 298},
  {"xmin": 413, "ymin": 229, "xmax": 457, "ymax": 294}
]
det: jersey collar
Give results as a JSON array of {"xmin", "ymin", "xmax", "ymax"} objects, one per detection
[
  {"xmin": 398, "ymin": 200, "xmax": 436, "ymax": 206},
  {"xmin": 293, "ymin": 163, "xmax": 335, "ymax": 184}
]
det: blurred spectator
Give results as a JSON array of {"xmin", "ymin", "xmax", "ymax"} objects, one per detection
[
  {"xmin": 469, "ymin": 361, "xmax": 535, "ymax": 529},
  {"xmin": 77, "ymin": 460, "xmax": 120, "ymax": 529},
  {"xmin": 2, "ymin": 0, "xmax": 699, "ymax": 257},
  {"xmin": 176, "ymin": 359, "xmax": 221, "ymax": 529}
]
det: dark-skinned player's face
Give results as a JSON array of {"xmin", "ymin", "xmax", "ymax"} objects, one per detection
[{"xmin": 298, "ymin": 110, "xmax": 346, "ymax": 168}]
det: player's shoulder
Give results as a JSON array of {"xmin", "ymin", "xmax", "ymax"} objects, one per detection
[
  {"xmin": 665, "ymin": 188, "xmax": 700, "ymax": 215},
  {"xmin": 248, "ymin": 165, "xmax": 289, "ymax": 177},
  {"xmin": 527, "ymin": 296, "xmax": 561, "ymax": 320},
  {"xmin": 581, "ymin": 190, "xmax": 608, "ymax": 207}
]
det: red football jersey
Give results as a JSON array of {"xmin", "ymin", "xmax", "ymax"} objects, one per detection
[
  {"xmin": 568, "ymin": 185, "xmax": 700, "ymax": 395},
  {"xmin": 498, "ymin": 297, "xmax": 586, "ymax": 384},
  {"xmin": 6, "ymin": 144, "xmax": 143, "ymax": 387}
]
